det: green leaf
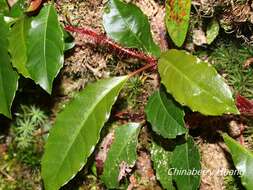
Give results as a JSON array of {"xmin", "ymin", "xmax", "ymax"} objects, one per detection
[
  {"xmin": 145, "ymin": 89, "xmax": 187, "ymax": 139},
  {"xmin": 101, "ymin": 123, "xmax": 141, "ymax": 188},
  {"xmin": 223, "ymin": 134, "xmax": 253, "ymax": 190},
  {"xmin": 8, "ymin": 16, "xmax": 30, "ymax": 78},
  {"xmin": 26, "ymin": 4, "xmax": 64, "ymax": 93},
  {"xmin": 206, "ymin": 18, "xmax": 219, "ymax": 44},
  {"xmin": 103, "ymin": 0, "xmax": 160, "ymax": 57},
  {"xmin": 42, "ymin": 76, "xmax": 128, "ymax": 190},
  {"xmin": 0, "ymin": 15, "xmax": 19, "ymax": 118},
  {"xmin": 0, "ymin": 0, "xmax": 9, "ymax": 14},
  {"xmin": 9, "ymin": 0, "xmax": 26, "ymax": 17},
  {"xmin": 165, "ymin": 0, "xmax": 191, "ymax": 47},
  {"xmin": 171, "ymin": 136, "xmax": 201, "ymax": 190},
  {"xmin": 150, "ymin": 141, "xmax": 174, "ymax": 190},
  {"xmin": 63, "ymin": 28, "xmax": 75, "ymax": 51},
  {"xmin": 158, "ymin": 49, "xmax": 239, "ymax": 116}
]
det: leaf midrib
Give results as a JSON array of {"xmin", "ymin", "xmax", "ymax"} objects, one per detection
[
  {"xmin": 50, "ymin": 79, "xmax": 125, "ymax": 187},
  {"xmin": 162, "ymin": 57, "xmax": 230, "ymax": 108}
]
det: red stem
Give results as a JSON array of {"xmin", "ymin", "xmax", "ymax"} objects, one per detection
[{"xmin": 64, "ymin": 25, "xmax": 157, "ymax": 66}]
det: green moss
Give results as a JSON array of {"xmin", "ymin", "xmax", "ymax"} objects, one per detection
[
  {"xmin": 209, "ymin": 39, "xmax": 253, "ymax": 98},
  {"xmin": 224, "ymin": 174, "xmax": 245, "ymax": 190}
]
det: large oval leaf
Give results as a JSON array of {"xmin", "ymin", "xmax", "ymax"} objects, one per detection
[
  {"xmin": 223, "ymin": 134, "xmax": 253, "ymax": 190},
  {"xmin": 0, "ymin": 16, "xmax": 19, "ymax": 118},
  {"xmin": 26, "ymin": 4, "xmax": 64, "ymax": 93},
  {"xmin": 150, "ymin": 141, "xmax": 174, "ymax": 190},
  {"xmin": 8, "ymin": 16, "xmax": 30, "ymax": 78},
  {"xmin": 165, "ymin": 0, "xmax": 191, "ymax": 47},
  {"xmin": 103, "ymin": 0, "xmax": 160, "ymax": 57},
  {"xmin": 145, "ymin": 89, "xmax": 187, "ymax": 139},
  {"xmin": 171, "ymin": 136, "xmax": 201, "ymax": 190},
  {"xmin": 101, "ymin": 123, "xmax": 141, "ymax": 188},
  {"xmin": 158, "ymin": 49, "xmax": 239, "ymax": 116},
  {"xmin": 42, "ymin": 76, "xmax": 128, "ymax": 190}
]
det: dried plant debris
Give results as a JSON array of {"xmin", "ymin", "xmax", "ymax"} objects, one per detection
[{"xmin": 191, "ymin": 0, "xmax": 253, "ymax": 44}]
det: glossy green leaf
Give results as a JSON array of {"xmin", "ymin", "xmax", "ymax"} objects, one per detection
[
  {"xmin": 42, "ymin": 76, "xmax": 128, "ymax": 190},
  {"xmin": 158, "ymin": 49, "xmax": 239, "ymax": 116},
  {"xmin": 145, "ymin": 89, "xmax": 187, "ymax": 139},
  {"xmin": 26, "ymin": 4, "xmax": 64, "ymax": 93},
  {"xmin": 206, "ymin": 18, "xmax": 219, "ymax": 44},
  {"xmin": 0, "ymin": 16, "xmax": 19, "ymax": 118},
  {"xmin": 223, "ymin": 134, "xmax": 253, "ymax": 190},
  {"xmin": 103, "ymin": 0, "xmax": 160, "ymax": 57},
  {"xmin": 101, "ymin": 123, "xmax": 141, "ymax": 188},
  {"xmin": 63, "ymin": 28, "xmax": 75, "ymax": 51},
  {"xmin": 165, "ymin": 0, "xmax": 191, "ymax": 47},
  {"xmin": 171, "ymin": 136, "xmax": 201, "ymax": 190},
  {"xmin": 150, "ymin": 141, "xmax": 174, "ymax": 190},
  {"xmin": 8, "ymin": 16, "xmax": 30, "ymax": 78}
]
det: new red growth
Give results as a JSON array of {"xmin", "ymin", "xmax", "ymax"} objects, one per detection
[
  {"xmin": 236, "ymin": 94, "xmax": 253, "ymax": 116},
  {"xmin": 64, "ymin": 25, "xmax": 157, "ymax": 66}
]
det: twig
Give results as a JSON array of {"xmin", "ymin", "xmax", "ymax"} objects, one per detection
[{"xmin": 0, "ymin": 167, "xmax": 15, "ymax": 182}]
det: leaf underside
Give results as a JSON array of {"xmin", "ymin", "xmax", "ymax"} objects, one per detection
[
  {"xmin": 145, "ymin": 89, "xmax": 187, "ymax": 139},
  {"xmin": 26, "ymin": 4, "xmax": 64, "ymax": 93},
  {"xmin": 0, "ymin": 16, "xmax": 19, "ymax": 118},
  {"xmin": 223, "ymin": 134, "xmax": 253, "ymax": 190},
  {"xmin": 103, "ymin": 0, "xmax": 160, "ymax": 57},
  {"xmin": 101, "ymin": 123, "xmax": 141, "ymax": 189},
  {"xmin": 158, "ymin": 49, "xmax": 239, "ymax": 116},
  {"xmin": 42, "ymin": 76, "xmax": 128, "ymax": 190}
]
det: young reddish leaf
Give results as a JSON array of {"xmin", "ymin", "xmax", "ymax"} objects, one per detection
[
  {"xmin": 236, "ymin": 95, "xmax": 253, "ymax": 115},
  {"xmin": 165, "ymin": 0, "xmax": 191, "ymax": 47},
  {"xmin": 26, "ymin": 0, "xmax": 42, "ymax": 12}
]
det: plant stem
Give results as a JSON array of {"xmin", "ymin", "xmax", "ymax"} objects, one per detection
[
  {"xmin": 128, "ymin": 63, "xmax": 156, "ymax": 78},
  {"xmin": 64, "ymin": 25, "xmax": 157, "ymax": 65}
]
